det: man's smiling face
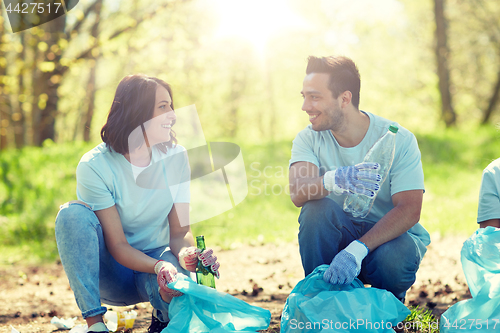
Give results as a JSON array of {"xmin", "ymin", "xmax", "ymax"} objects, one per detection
[{"xmin": 301, "ymin": 72, "xmax": 345, "ymax": 132}]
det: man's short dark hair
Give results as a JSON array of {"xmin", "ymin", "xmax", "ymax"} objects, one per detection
[{"xmin": 306, "ymin": 56, "xmax": 361, "ymax": 109}]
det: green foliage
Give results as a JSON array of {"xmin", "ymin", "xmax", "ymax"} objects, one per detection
[
  {"xmin": 191, "ymin": 140, "xmax": 299, "ymax": 249},
  {"xmin": 1, "ymin": 125, "xmax": 498, "ymax": 262},
  {"xmin": 417, "ymin": 124, "xmax": 500, "ymax": 235},
  {"xmin": 446, "ymin": 0, "xmax": 500, "ymax": 124},
  {"xmin": 2, "ymin": 0, "xmax": 500, "ymax": 153},
  {"xmin": 0, "ymin": 140, "xmax": 95, "ymax": 262},
  {"xmin": 403, "ymin": 306, "xmax": 440, "ymax": 333}
]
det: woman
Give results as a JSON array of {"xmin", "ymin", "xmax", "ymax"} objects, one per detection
[{"xmin": 55, "ymin": 74, "xmax": 220, "ymax": 333}]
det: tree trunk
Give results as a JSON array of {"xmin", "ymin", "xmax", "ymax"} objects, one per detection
[
  {"xmin": 83, "ymin": 64, "xmax": 97, "ymax": 142},
  {"xmin": 32, "ymin": 16, "xmax": 66, "ymax": 146},
  {"xmin": 39, "ymin": 78, "xmax": 60, "ymax": 144},
  {"xmin": 32, "ymin": 69, "xmax": 59, "ymax": 146},
  {"xmin": 83, "ymin": 1, "xmax": 102, "ymax": 142},
  {"xmin": 228, "ymin": 77, "xmax": 239, "ymax": 138},
  {"xmin": 228, "ymin": 70, "xmax": 247, "ymax": 138},
  {"xmin": 434, "ymin": 0, "xmax": 457, "ymax": 127},
  {"xmin": 13, "ymin": 34, "xmax": 26, "ymax": 148},
  {"xmin": 0, "ymin": 101, "xmax": 7, "ymax": 150},
  {"xmin": 0, "ymin": 110, "xmax": 6, "ymax": 150},
  {"xmin": 481, "ymin": 69, "xmax": 500, "ymax": 124},
  {"xmin": 266, "ymin": 57, "xmax": 276, "ymax": 142},
  {"xmin": 0, "ymin": 16, "xmax": 8, "ymax": 150}
]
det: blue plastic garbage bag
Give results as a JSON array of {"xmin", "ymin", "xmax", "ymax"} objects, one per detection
[
  {"xmin": 281, "ymin": 265, "xmax": 410, "ymax": 333},
  {"xmin": 163, "ymin": 274, "xmax": 271, "ymax": 333},
  {"xmin": 440, "ymin": 227, "xmax": 500, "ymax": 333}
]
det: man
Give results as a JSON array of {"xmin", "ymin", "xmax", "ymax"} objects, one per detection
[{"xmin": 288, "ymin": 55, "xmax": 430, "ymax": 301}]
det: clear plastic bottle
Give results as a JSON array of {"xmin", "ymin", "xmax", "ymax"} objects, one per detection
[{"xmin": 343, "ymin": 125, "xmax": 399, "ymax": 218}]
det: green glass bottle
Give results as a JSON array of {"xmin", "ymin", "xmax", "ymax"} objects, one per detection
[{"xmin": 196, "ymin": 235, "xmax": 216, "ymax": 289}]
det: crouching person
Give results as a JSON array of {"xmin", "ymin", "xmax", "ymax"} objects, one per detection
[
  {"xmin": 289, "ymin": 56, "xmax": 430, "ymax": 301},
  {"xmin": 55, "ymin": 74, "xmax": 220, "ymax": 333}
]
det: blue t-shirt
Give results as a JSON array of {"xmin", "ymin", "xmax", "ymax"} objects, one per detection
[
  {"xmin": 290, "ymin": 111, "xmax": 430, "ymax": 257},
  {"xmin": 76, "ymin": 143, "xmax": 190, "ymax": 251},
  {"xmin": 477, "ymin": 158, "xmax": 500, "ymax": 223}
]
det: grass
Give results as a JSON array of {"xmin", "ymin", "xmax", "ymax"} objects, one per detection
[
  {"xmin": 416, "ymin": 125, "xmax": 500, "ymax": 236},
  {"xmin": 191, "ymin": 140, "xmax": 299, "ymax": 249},
  {"xmin": 0, "ymin": 140, "xmax": 96, "ymax": 264},
  {"xmin": 403, "ymin": 306, "xmax": 440, "ymax": 333},
  {"xmin": 1, "ymin": 125, "xmax": 499, "ymax": 264}
]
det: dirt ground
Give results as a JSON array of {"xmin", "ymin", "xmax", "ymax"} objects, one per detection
[{"xmin": 0, "ymin": 234, "xmax": 472, "ymax": 333}]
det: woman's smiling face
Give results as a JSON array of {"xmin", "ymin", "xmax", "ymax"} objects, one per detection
[{"xmin": 144, "ymin": 85, "xmax": 176, "ymax": 146}]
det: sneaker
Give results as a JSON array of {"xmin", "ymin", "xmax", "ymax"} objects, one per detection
[
  {"xmin": 87, "ymin": 322, "xmax": 109, "ymax": 333},
  {"xmin": 147, "ymin": 311, "xmax": 169, "ymax": 333}
]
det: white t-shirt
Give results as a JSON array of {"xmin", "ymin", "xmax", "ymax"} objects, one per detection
[
  {"xmin": 76, "ymin": 143, "xmax": 190, "ymax": 251},
  {"xmin": 477, "ymin": 158, "xmax": 500, "ymax": 223}
]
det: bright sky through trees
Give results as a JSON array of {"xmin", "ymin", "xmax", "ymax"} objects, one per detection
[
  {"xmin": 210, "ymin": 0, "xmax": 308, "ymax": 55},
  {"xmin": 208, "ymin": 0, "xmax": 404, "ymax": 55}
]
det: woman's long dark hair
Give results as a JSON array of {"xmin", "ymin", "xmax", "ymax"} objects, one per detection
[{"xmin": 101, "ymin": 74, "xmax": 177, "ymax": 155}]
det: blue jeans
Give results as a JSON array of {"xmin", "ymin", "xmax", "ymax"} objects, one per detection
[
  {"xmin": 55, "ymin": 202, "xmax": 188, "ymax": 322},
  {"xmin": 298, "ymin": 197, "xmax": 422, "ymax": 300}
]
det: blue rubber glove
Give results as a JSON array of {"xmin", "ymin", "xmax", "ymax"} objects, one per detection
[
  {"xmin": 323, "ymin": 240, "xmax": 369, "ymax": 285},
  {"xmin": 323, "ymin": 162, "xmax": 381, "ymax": 197}
]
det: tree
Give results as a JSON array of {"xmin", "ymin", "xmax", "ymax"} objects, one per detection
[
  {"xmin": 82, "ymin": 1, "xmax": 102, "ymax": 142},
  {"xmin": 434, "ymin": 0, "xmax": 457, "ymax": 127},
  {"xmin": 0, "ymin": 0, "xmax": 190, "ymax": 149},
  {"xmin": 0, "ymin": 0, "xmax": 103, "ymax": 147},
  {"xmin": 440, "ymin": 0, "xmax": 500, "ymax": 125},
  {"xmin": 463, "ymin": 1, "xmax": 500, "ymax": 124},
  {"xmin": 0, "ymin": 15, "xmax": 9, "ymax": 150},
  {"xmin": 483, "ymin": 68, "xmax": 500, "ymax": 124}
]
